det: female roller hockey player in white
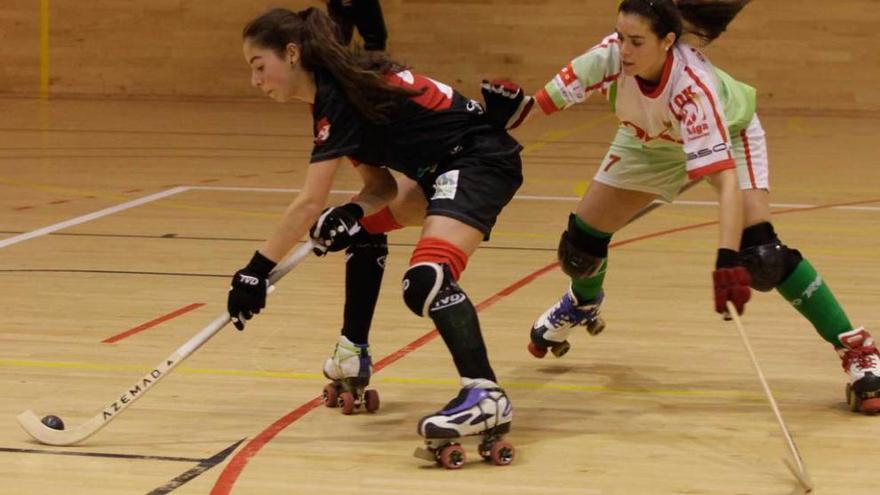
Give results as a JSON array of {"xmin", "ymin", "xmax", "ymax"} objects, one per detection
[
  {"xmin": 482, "ymin": 0, "xmax": 879, "ymax": 413},
  {"xmin": 226, "ymin": 7, "xmax": 517, "ymax": 467}
]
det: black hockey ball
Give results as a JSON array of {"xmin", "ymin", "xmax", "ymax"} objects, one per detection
[{"xmin": 41, "ymin": 415, "xmax": 65, "ymax": 430}]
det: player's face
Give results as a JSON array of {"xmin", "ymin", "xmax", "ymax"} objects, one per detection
[
  {"xmin": 616, "ymin": 12, "xmax": 672, "ymax": 81},
  {"xmin": 243, "ymin": 40, "xmax": 298, "ymax": 102}
]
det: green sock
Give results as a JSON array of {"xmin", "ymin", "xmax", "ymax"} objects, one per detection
[
  {"xmin": 570, "ymin": 216, "xmax": 611, "ymax": 304},
  {"xmin": 776, "ymin": 259, "xmax": 852, "ymax": 346}
]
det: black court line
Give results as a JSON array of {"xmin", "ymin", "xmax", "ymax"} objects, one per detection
[
  {"xmin": 0, "ymin": 231, "xmax": 557, "ymax": 252},
  {"xmin": 147, "ymin": 439, "xmax": 245, "ymax": 495},
  {"xmin": 0, "ymin": 269, "xmax": 229, "ymax": 278},
  {"xmin": 0, "ymin": 446, "xmax": 203, "ymax": 463}
]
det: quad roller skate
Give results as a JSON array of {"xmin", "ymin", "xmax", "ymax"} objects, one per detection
[
  {"xmin": 528, "ymin": 287, "xmax": 605, "ymax": 358},
  {"xmin": 321, "ymin": 335, "xmax": 379, "ymax": 415},
  {"xmin": 414, "ymin": 378, "xmax": 514, "ymax": 469},
  {"xmin": 837, "ymin": 327, "xmax": 880, "ymax": 414}
]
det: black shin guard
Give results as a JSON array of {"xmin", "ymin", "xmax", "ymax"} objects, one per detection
[
  {"xmin": 341, "ymin": 232, "xmax": 388, "ymax": 345},
  {"xmin": 403, "ymin": 263, "xmax": 496, "ymax": 382}
]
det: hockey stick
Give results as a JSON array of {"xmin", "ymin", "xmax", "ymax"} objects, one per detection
[
  {"xmin": 627, "ymin": 178, "xmax": 703, "ymax": 225},
  {"xmin": 726, "ymin": 301, "xmax": 814, "ymax": 493},
  {"xmin": 17, "ymin": 241, "xmax": 315, "ymax": 446}
]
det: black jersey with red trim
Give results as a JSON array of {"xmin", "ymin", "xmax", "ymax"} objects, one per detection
[{"xmin": 309, "ymin": 68, "xmax": 519, "ymax": 179}]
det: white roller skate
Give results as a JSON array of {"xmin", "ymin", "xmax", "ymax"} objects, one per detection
[
  {"xmin": 414, "ymin": 378, "xmax": 514, "ymax": 469},
  {"xmin": 528, "ymin": 287, "xmax": 605, "ymax": 358},
  {"xmin": 837, "ymin": 327, "xmax": 880, "ymax": 414},
  {"xmin": 321, "ymin": 335, "xmax": 379, "ymax": 414}
]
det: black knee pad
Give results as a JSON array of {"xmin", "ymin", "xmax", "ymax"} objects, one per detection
[
  {"xmin": 557, "ymin": 213, "xmax": 609, "ymax": 279},
  {"xmin": 740, "ymin": 222, "xmax": 803, "ymax": 291},
  {"xmin": 402, "ymin": 262, "xmax": 467, "ymax": 317}
]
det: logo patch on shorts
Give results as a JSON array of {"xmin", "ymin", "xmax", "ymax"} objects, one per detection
[
  {"xmin": 314, "ymin": 117, "xmax": 331, "ymax": 145},
  {"xmin": 431, "ymin": 170, "xmax": 459, "ymax": 200}
]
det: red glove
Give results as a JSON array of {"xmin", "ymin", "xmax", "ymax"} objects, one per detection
[{"xmin": 712, "ymin": 248, "xmax": 751, "ymax": 315}]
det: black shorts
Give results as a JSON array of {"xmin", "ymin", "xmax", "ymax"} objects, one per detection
[{"xmin": 417, "ymin": 132, "xmax": 523, "ymax": 240}]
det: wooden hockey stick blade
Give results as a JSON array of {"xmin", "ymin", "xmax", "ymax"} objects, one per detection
[
  {"xmin": 17, "ymin": 241, "xmax": 314, "ymax": 446},
  {"xmin": 783, "ymin": 458, "xmax": 814, "ymax": 492}
]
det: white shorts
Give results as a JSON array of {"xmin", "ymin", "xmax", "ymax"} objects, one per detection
[{"xmin": 593, "ymin": 114, "xmax": 769, "ymax": 202}]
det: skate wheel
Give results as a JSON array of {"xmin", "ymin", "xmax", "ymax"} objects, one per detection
[
  {"xmin": 340, "ymin": 391, "xmax": 356, "ymax": 415},
  {"xmin": 862, "ymin": 398, "xmax": 880, "ymax": 414},
  {"xmin": 528, "ymin": 341, "xmax": 548, "ymax": 359},
  {"xmin": 488, "ymin": 440, "xmax": 515, "ymax": 466},
  {"xmin": 550, "ymin": 340, "xmax": 571, "ymax": 358},
  {"xmin": 587, "ymin": 318, "xmax": 606, "ymax": 336},
  {"xmin": 438, "ymin": 444, "xmax": 466, "ymax": 469},
  {"xmin": 364, "ymin": 389, "xmax": 380, "ymax": 413},
  {"xmin": 322, "ymin": 383, "xmax": 339, "ymax": 408},
  {"xmin": 846, "ymin": 383, "xmax": 861, "ymax": 413}
]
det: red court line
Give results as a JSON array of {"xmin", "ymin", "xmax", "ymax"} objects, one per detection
[
  {"xmin": 210, "ymin": 197, "xmax": 879, "ymax": 494},
  {"xmin": 102, "ymin": 303, "xmax": 205, "ymax": 344}
]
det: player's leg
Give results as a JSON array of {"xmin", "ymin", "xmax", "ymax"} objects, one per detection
[
  {"xmin": 323, "ymin": 177, "xmax": 426, "ymax": 412},
  {"xmin": 404, "ymin": 144, "xmax": 521, "ymax": 442},
  {"xmin": 352, "ymin": 0, "xmax": 388, "ymax": 51},
  {"xmin": 529, "ymin": 135, "xmax": 673, "ymax": 358},
  {"xmin": 404, "ymin": 217, "xmax": 512, "ymax": 439},
  {"xmin": 326, "ymin": 0, "xmax": 356, "ymax": 45},
  {"xmin": 735, "ymin": 115, "xmax": 880, "ymax": 413}
]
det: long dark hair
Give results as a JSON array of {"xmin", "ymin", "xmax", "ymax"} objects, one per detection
[
  {"xmin": 243, "ymin": 7, "xmax": 420, "ymax": 123},
  {"xmin": 619, "ymin": 0, "xmax": 752, "ymax": 44}
]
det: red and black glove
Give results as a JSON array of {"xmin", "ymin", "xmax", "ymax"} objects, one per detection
[
  {"xmin": 309, "ymin": 202, "xmax": 364, "ymax": 256},
  {"xmin": 228, "ymin": 251, "xmax": 277, "ymax": 330},
  {"xmin": 712, "ymin": 248, "xmax": 751, "ymax": 316},
  {"xmin": 480, "ymin": 79, "xmax": 535, "ymax": 130}
]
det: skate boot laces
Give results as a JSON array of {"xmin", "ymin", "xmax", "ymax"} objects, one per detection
[
  {"xmin": 844, "ymin": 345, "xmax": 880, "ymax": 376},
  {"xmin": 838, "ymin": 328, "xmax": 880, "ymax": 379},
  {"xmin": 547, "ymin": 291, "xmax": 602, "ymax": 328},
  {"xmin": 323, "ymin": 336, "xmax": 372, "ymax": 381}
]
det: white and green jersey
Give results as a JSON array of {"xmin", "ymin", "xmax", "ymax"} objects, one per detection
[{"xmin": 535, "ymin": 33, "xmax": 757, "ymax": 180}]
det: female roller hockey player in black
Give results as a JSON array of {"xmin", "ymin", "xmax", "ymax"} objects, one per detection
[{"xmin": 227, "ymin": 7, "xmax": 517, "ymax": 466}]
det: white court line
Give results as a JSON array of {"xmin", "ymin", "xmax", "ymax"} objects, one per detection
[
  {"xmin": 191, "ymin": 185, "xmax": 880, "ymax": 212},
  {"xmin": 0, "ymin": 186, "xmax": 190, "ymax": 249}
]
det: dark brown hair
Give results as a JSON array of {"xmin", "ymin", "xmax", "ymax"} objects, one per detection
[
  {"xmin": 243, "ymin": 7, "xmax": 420, "ymax": 123},
  {"xmin": 619, "ymin": 0, "xmax": 752, "ymax": 44}
]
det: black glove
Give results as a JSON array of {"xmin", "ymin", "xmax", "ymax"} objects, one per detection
[
  {"xmin": 309, "ymin": 202, "xmax": 365, "ymax": 256},
  {"xmin": 712, "ymin": 248, "xmax": 751, "ymax": 317},
  {"xmin": 227, "ymin": 251, "xmax": 276, "ymax": 330},
  {"xmin": 480, "ymin": 79, "xmax": 535, "ymax": 130}
]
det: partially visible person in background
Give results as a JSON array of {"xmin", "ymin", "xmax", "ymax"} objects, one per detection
[{"xmin": 325, "ymin": 0, "xmax": 387, "ymax": 51}]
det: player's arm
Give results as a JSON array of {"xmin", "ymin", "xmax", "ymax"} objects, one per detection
[
  {"xmin": 352, "ymin": 163, "xmax": 397, "ymax": 215},
  {"xmin": 262, "ymin": 158, "xmax": 341, "ymax": 262},
  {"xmin": 482, "ymin": 35, "xmax": 622, "ymax": 131},
  {"xmin": 227, "ymin": 157, "xmax": 341, "ymax": 330},
  {"xmin": 677, "ymin": 72, "xmax": 750, "ymax": 316}
]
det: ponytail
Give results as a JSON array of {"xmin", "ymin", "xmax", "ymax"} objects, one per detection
[
  {"xmin": 243, "ymin": 8, "xmax": 420, "ymax": 123},
  {"xmin": 619, "ymin": 0, "xmax": 751, "ymax": 44},
  {"xmin": 677, "ymin": 0, "xmax": 752, "ymax": 43}
]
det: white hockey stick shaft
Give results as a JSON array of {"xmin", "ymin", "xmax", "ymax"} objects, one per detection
[
  {"xmin": 17, "ymin": 241, "xmax": 315, "ymax": 446},
  {"xmin": 726, "ymin": 301, "xmax": 814, "ymax": 492}
]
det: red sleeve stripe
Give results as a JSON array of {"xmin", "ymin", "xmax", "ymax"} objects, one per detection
[
  {"xmin": 687, "ymin": 158, "xmax": 735, "ymax": 180},
  {"xmin": 740, "ymin": 129, "xmax": 757, "ymax": 189},
  {"xmin": 683, "ymin": 66, "xmax": 729, "ymax": 144},
  {"xmin": 535, "ymin": 88, "xmax": 560, "ymax": 115}
]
